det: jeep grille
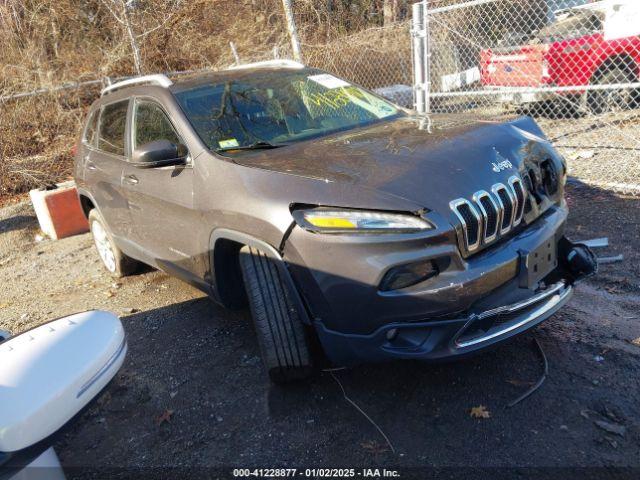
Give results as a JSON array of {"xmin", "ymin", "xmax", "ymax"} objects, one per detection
[{"xmin": 450, "ymin": 176, "xmax": 525, "ymax": 253}]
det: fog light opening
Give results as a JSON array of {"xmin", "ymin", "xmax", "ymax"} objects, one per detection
[{"xmin": 379, "ymin": 260, "xmax": 439, "ymax": 292}]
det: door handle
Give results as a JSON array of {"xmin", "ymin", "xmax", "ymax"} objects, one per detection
[{"xmin": 123, "ymin": 174, "xmax": 139, "ymax": 185}]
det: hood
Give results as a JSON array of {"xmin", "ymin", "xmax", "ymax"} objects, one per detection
[{"xmin": 233, "ymin": 114, "xmax": 555, "ymax": 215}]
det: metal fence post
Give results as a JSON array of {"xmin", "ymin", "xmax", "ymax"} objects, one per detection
[
  {"xmin": 423, "ymin": 0, "xmax": 431, "ymax": 114},
  {"xmin": 411, "ymin": 1, "xmax": 426, "ymax": 114},
  {"xmin": 282, "ymin": 0, "xmax": 303, "ymax": 62},
  {"xmin": 229, "ymin": 42, "xmax": 240, "ymax": 65}
]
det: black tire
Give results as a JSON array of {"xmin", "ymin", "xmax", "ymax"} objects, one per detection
[
  {"xmin": 239, "ymin": 245, "xmax": 313, "ymax": 383},
  {"xmin": 588, "ymin": 68, "xmax": 637, "ymax": 114},
  {"xmin": 88, "ymin": 209, "xmax": 138, "ymax": 278}
]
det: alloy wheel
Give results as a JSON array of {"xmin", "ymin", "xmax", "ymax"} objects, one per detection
[{"xmin": 92, "ymin": 220, "xmax": 116, "ymax": 273}]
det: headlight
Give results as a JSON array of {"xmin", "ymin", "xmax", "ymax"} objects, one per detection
[{"xmin": 292, "ymin": 208, "xmax": 433, "ymax": 233}]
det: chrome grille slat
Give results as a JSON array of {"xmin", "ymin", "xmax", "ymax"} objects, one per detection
[
  {"xmin": 450, "ymin": 199, "xmax": 482, "ymax": 252},
  {"xmin": 492, "ymin": 183, "xmax": 515, "ymax": 235},
  {"xmin": 473, "ymin": 190, "xmax": 499, "ymax": 244},
  {"xmin": 509, "ymin": 176, "xmax": 525, "ymax": 226}
]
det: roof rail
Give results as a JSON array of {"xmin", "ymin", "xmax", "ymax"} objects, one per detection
[
  {"xmin": 227, "ymin": 59, "xmax": 305, "ymax": 71},
  {"xmin": 101, "ymin": 74, "xmax": 173, "ymax": 96}
]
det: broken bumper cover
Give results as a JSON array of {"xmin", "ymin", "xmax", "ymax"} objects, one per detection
[{"xmin": 315, "ymin": 280, "xmax": 574, "ymax": 366}]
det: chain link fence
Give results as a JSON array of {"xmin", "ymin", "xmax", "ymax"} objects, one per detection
[
  {"xmin": 304, "ymin": 21, "xmax": 415, "ymax": 107},
  {"xmin": 301, "ymin": 0, "xmax": 640, "ymax": 194},
  {"xmin": 413, "ymin": 0, "xmax": 640, "ymax": 194},
  {"xmin": 2, "ymin": 0, "xmax": 638, "ymax": 198}
]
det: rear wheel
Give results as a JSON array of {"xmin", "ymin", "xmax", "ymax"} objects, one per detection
[
  {"xmin": 239, "ymin": 245, "xmax": 313, "ymax": 384},
  {"xmin": 588, "ymin": 68, "xmax": 637, "ymax": 114},
  {"xmin": 88, "ymin": 209, "xmax": 138, "ymax": 278}
]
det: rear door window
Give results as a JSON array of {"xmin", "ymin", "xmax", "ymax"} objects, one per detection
[
  {"xmin": 133, "ymin": 101, "xmax": 182, "ymax": 149},
  {"xmin": 97, "ymin": 100, "xmax": 129, "ymax": 156}
]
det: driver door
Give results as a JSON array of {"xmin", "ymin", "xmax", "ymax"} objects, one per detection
[{"xmin": 121, "ymin": 98, "xmax": 198, "ymax": 274}]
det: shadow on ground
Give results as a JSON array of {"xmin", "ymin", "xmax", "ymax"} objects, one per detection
[{"xmin": 0, "ymin": 214, "xmax": 36, "ymax": 235}]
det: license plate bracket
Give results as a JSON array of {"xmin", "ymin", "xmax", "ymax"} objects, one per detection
[{"xmin": 518, "ymin": 239, "xmax": 558, "ymax": 288}]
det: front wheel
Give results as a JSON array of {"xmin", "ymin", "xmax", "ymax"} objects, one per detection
[
  {"xmin": 239, "ymin": 245, "xmax": 313, "ymax": 384},
  {"xmin": 88, "ymin": 209, "xmax": 138, "ymax": 278}
]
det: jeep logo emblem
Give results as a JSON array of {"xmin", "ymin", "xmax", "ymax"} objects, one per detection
[{"xmin": 492, "ymin": 153, "xmax": 513, "ymax": 173}]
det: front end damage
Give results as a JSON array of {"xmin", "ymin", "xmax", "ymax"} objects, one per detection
[
  {"xmin": 265, "ymin": 114, "xmax": 596, "ymax": 366},
  {"xmin": 310, "ymin": 235, "xmax": 597, "ymax": 366}
]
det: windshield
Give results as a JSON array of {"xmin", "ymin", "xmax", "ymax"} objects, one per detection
[
  {"xmin": 174, "ymin": 69, "xmax": 401, "ymax": 153},
  {"xmin": 534, "ymin": 9, "xmax": 603, "ymax": 43}
]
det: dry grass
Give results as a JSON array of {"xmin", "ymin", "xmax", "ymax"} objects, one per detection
[
  {"xmin": 0, "ymin": 91, "xmax": 93, "ymax": 195},
  {"xmin": 1, "ymin": 0, "xmax": 410, "ymax": 197},
  {"xmin": 304, "ymin": 21, "xmax": 413, "ymax": 91},
  {"xmin": 0, "ymin": 0, "xmax": 297, "ymax": 196}
]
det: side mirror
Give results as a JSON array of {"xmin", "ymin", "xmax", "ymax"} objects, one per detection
[
  {"xmin": 132, "ymin": 139, "xmax": 187, "ymax": 168},
  {"xmin": 0, "ymin": 311, "xmax": 126, "ymax": 455}
]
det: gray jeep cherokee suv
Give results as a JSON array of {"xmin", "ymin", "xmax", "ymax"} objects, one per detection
[{"xmin": 74, "ymin": 60, "xmax": 597, "ymax": 383}]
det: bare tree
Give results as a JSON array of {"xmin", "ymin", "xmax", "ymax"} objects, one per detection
[
  {"xmin": 101, "ymin": 0, "xmax": 143, "ymax": 74},
  {"xmin": 281, "ymin": 0, "xmax": 302, "ymax": 61},
  {"xmin": 383, "ymin": 0, "xmax": 407, "ymax": 26}
]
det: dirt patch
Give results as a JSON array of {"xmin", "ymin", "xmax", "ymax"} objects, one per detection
[{"xmin": 0, "ymin": 183, "xmax": 638, "ymax": 474}]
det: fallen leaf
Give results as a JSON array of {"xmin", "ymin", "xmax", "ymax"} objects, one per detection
[
  {"xmin": 594, "ymin": 420, "xmax": 625, "ymax": 437},
  {"xmin": 360, "ymin": 440, "xmax": 389, "ymax": 454},
  {"xmin": 105, "ymin": 291, "xmax": 115, "ymax": 298},
  {"xmin": 156, "ymin": 409, "xmax": 174, "ymax": 426},
  {"xmin": 567, "ymin": 149, "xmax": 595, "ymax": 161},
  {"xmin": 470, "ymin": 405, "xmax": 491, "ymax": 419},
  {"xmin": 605, "ymin": 436, "xmax": 618, "ymax": 449},
  {"xmin": 576, "ymin": 150, "xmax": 595, "ymax": 159},
  {"xmin": 631, "ymin": 338, "xmax": 640, "ymax": 347},
  {"xmin": 0, "ymin": 303, "xmax": 9, "ymax": 309},
  {"xmin": 603, "ymin": 406, "xmax": 622, "ymax": 423}
]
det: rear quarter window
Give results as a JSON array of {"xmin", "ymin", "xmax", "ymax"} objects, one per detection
[{"xmin": 97, "ymin": 100, "xmax": 129, "ymax": 156}]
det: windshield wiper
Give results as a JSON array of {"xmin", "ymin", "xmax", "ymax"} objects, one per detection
[{"xmin": 216, "ymin": 141, "xmax": 287, "ymax": 152}]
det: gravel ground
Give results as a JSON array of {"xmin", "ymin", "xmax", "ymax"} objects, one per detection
[
  {"xmin": 1, "ymin": 183, "xmax": 639, "ymax": 478},
  {"xmin": 538, "ymin": 110, "xmax": 640, "ymax": 195}
]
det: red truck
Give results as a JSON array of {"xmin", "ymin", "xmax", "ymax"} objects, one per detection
[{"xmin": 480, "ymin": 0, "xmax": 640, "ymax": 113}]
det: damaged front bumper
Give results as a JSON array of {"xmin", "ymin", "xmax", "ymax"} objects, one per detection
[
  {"xmin": 314, "ymin": 279, "xmax": 573, "ymax": 365},
  {"xmin": 314, "ymin": 238, "xmax": 596, "ymax": 366}
]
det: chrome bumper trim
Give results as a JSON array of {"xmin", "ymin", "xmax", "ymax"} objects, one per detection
[{"xmin": 455, "ymin": 281, "xmax": 571, "ymax": 348}]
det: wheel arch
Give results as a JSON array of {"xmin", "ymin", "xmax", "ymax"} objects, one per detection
[
  {"xmin": 77, "ymin": 189, "xmax": 97, "ymax": 220},
  {"xmin": 209, "ymin": 229, "xmax": 311, "ymax": 323},
  {"xmin": 591, "ymin": 53, "xmax": 639, "ymax": 83}
]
